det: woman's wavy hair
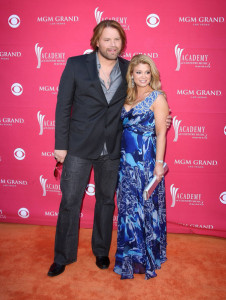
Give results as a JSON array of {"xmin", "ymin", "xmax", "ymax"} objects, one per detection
[
  {"xmin": 126, "ymin": 54, "xmax": 166, "ymax": 104},
  {"xmin": 90, "ymin": 20, "xmax": 126, "ymax": 55}
]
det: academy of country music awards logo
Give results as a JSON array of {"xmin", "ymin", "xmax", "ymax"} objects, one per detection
[
  {"xmin": 8, "ymin": 15, "xmax": 20, "ymax": 28},
  {"xmin": 173, "ymin": 116, "xmax": 207, "ymax": 142},
  {"xmin": 35, "ymin": 43, "xmax": 66, "ymax": 68},
  {"xmin": 175, "ymin": 44, "xmax": 210, "ymax": 71},
  {"xmin": 170, "ymin": 184, "xmax": 203, "ymax": 207},
  {"xmin": 176, "ymin": 89, "xmax": 222, "ymax": 99},
  {"xmin": 174, "ymin": 159, "xmax": 218, "ymax": 169},
  {"xmin": 94, "ymin": 7, "xmax": 130, "ymax": 30},
  {"xmin": 37, "ymin": 111, "xmax": 55, "ymax": 135},
  {"xmin": 40, "ymin": 175, "xmax": 61, "ymax": 196},
  {"xmin": 178, "ymin": 16, "xmax": 224, "ymax": 26},
  {"xmin": 40, "ymin": 175, "xmax": 95, "ymax": 197},
  {"xmin": 37, "ymin": 15, "xmax": 79, "ymax": 25},
  {"xmin": 0, "ymin": 117, "xmax": 24, "ymax": 127}
]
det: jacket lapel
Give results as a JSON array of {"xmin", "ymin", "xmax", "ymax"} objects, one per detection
[{"xmin": 85, "ymin": 52, "xmax": 107, "ymax": 103}]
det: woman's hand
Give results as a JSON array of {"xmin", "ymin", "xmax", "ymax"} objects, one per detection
[{"xmin": 154, "ymin": 163, "xmax": 164, "ymax": 183}]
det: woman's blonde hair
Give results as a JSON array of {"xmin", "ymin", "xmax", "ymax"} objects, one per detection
[{"xmin": 126, "ymin": 54, "xmax": 166, "ymax": 104}]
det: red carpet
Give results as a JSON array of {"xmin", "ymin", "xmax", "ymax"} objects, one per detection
[{"xmin": 0, "ymin": 223, "xmax": 225, "ymax": 300}]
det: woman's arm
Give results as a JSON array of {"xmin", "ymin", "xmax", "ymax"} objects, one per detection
[{"xmin": 152, "ymin": 94, "xmax": 169, "ymax": 182}]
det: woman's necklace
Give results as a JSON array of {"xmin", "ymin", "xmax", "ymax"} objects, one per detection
[{"xmin": 132, "ymin": 89, "xmax": 153, "ymax": 106}]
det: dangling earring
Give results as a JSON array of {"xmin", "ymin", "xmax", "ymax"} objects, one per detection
[{"xmin": 131, "ymin": 76, "xmax": 134, "ymax": 88}]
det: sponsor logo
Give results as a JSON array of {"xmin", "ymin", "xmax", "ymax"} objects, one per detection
[
  {"xmin": 0, "ymin": 178, "xmax": 28, "ymax": 187},
  {"xmin": 41, "ymin": 151, "xmax": 54, "ymax": 157},
  {"xmin": 94, "ymin": 7, "xmax": 130, "ymax": 30},
  {"xmin": 0, "ymin": 210, "xmax": 6, "ymax": 219},
  {"xmin": 175, "ymin": 44, "xmax": 210, "ymax": 71},
  {"xmin": 170, "ymin": 184, "xmax": 203, "ymax": 207},
  {"xmin": 179, "ymin": 16, "xmax": 224, "ymax": 26},
  {"xmin": 40, "ymin": 175, "xmax": 61, "ymax": 196},
  {"xmin": 14, "ymin": 148, "xmax": 25, "ymax": 160},
  {"xmin": 85, "ymin": 184, "xmax": 95, "ymax": 196},
  {"xmin": 37, "ymin": 111, "xmax": 55, "ymax": 135},
  {"xmin": 174, "ymin": 159, "xmax": 218, "ymax": 169},
  {"xmin": 18, "ymin": 208, "xmax": 29, "ymax": 218},
  {"xmin": 121, "ymin": 52, "xmax": 158, "ymax": 60},
  {"xmin": 0, "ymin": 51, "xmax": 21, "ymax": 61},
  {"xmin": 37, "ymin": 16, "xmax": 79, "ymax": 25},
  {"xmin": 39, "ymin": 85, "xmax": 59, "ymax": 95},
  {"xmin": 173, "ymin": 116, "xmax": 207, "ymax": 142},
  {"xmin": 178, "ymin": 223, "xmax": 214, "ymax": 229},
  {"xmin": 83, "ymin": 49, "xmax": 93, "ymax": 55},
  {"xmin": 11, "ymin": 83, "xmax": 23, "ymax": 96},
  {"xmin": 35, "ymin": 43, "xmax": 66, "ymax": 68},
  {"xmin": 45, "ymin": 211, "xmax": 59, "ymax": 217},
  {"xmin": 177, "ymin": 89, "xmax": 222, "ymax": 99},
  {"xmin": 224, "ymin": 126, "xmax": 226, "ymax": 135},
  {"xmin": 0, "ymin": 117, "xmax": 24, "ymax": 127},
  {"xmin": 146, "ymin": 14, "xmax": 160, "ymax": 28},
  {"xmin": 45, "ymin": 211, "xmax": 83, "ymax": 217},
  {"xmin": 8, "ymin": 15, "xmax": 20, "ymax": 28},
  {"xmin": 219, "ymin": 192, "xmax": 226, "ymax": 204}
]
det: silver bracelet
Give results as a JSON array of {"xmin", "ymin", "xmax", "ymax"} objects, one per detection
[{"xmin": 156, "ymin": 160, "xmax": 164, "ymax": 164}]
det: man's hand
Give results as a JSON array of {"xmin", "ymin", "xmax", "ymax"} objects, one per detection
[
  {"xmin": 166, "ymin": 108, "xmax": 172, "ymax": 129},
  {"xmin": 54, "ymin": 150, "xmax": 67, "ymax": 163}
]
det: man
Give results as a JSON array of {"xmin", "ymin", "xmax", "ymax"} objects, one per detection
[
  {"xmin": 48, "ymin": 20, "xmax": 129, "ymax": 277},
  {"xmin": 48, "ymin": 20, "xmax": 171, "ymax": 277}
]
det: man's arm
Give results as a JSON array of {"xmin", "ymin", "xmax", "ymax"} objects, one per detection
[{"xmin": 55, "ymin": 58, "xmax": 75, "ymax": 162}]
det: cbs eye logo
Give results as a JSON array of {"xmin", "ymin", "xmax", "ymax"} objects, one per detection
[
  {"xmin": 146, "ymin": 14, "xmax": 160, "ymax": 28},
  {"xmin": 11, "ymin": 83, "xmax": 23, "ymax": 96},
  {"xmin": 14, "ymin": 148, "xmax": 26, "ymax": 160},
  {"xmin": 8, "ymin": 15, "xmax": 20, "ymax": 28},
  {"xmin": 18, "ymin": 208, "xmax": 29, "ymax": 218},
  {"xmin": 219, "ymin": 192, "xmax": 226, "ymax": 204},
  {"xmin": 85, "ymin": 184, "xmax": 95, "ymax": 196}
]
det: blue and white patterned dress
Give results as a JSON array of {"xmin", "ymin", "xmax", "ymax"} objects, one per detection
[{"xmin": 114, "ymin": 91, "xmax": 167, "ymax": 280}]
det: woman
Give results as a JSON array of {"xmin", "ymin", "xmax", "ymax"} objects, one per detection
[{"xmin": 114, "ymin": 55, "xmax": 169, "ymax": 280}]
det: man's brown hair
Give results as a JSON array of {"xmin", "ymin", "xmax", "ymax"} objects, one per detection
[{"xmin": 90, "ymin": 20, "xmax": 126, "ymax": 54}]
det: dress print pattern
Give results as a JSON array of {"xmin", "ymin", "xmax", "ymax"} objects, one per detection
[{"xmin": 114, "ymin": 90, "xmax": 167, "ymax": 280}]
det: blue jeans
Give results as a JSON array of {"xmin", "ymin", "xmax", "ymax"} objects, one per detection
[{"xmin": 54, "ymin": 154, "xmax": 120, "ymax": 265}]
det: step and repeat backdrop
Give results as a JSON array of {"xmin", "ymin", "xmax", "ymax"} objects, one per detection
[{"xmin": 0, "ymin": 0, "xmax": 226, "ymax": 237}]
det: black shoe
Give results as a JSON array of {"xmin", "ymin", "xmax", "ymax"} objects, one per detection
[
  {"xmin": 96, "ymin": 256, "xmax": 110, "ymax": 269},
  {"xmin": 47, "ymin": 262, "xmax": 65, "ymax": 277}
]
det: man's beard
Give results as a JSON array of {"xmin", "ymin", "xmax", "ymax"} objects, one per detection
[{"xmin": 98, "ymin": 47, "xmax": 121, "ymax": 61}]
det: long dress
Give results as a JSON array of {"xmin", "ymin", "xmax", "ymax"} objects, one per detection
[{"xmin": 114, "ymin": 90, "xmax": 167, "ymax": 280}]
